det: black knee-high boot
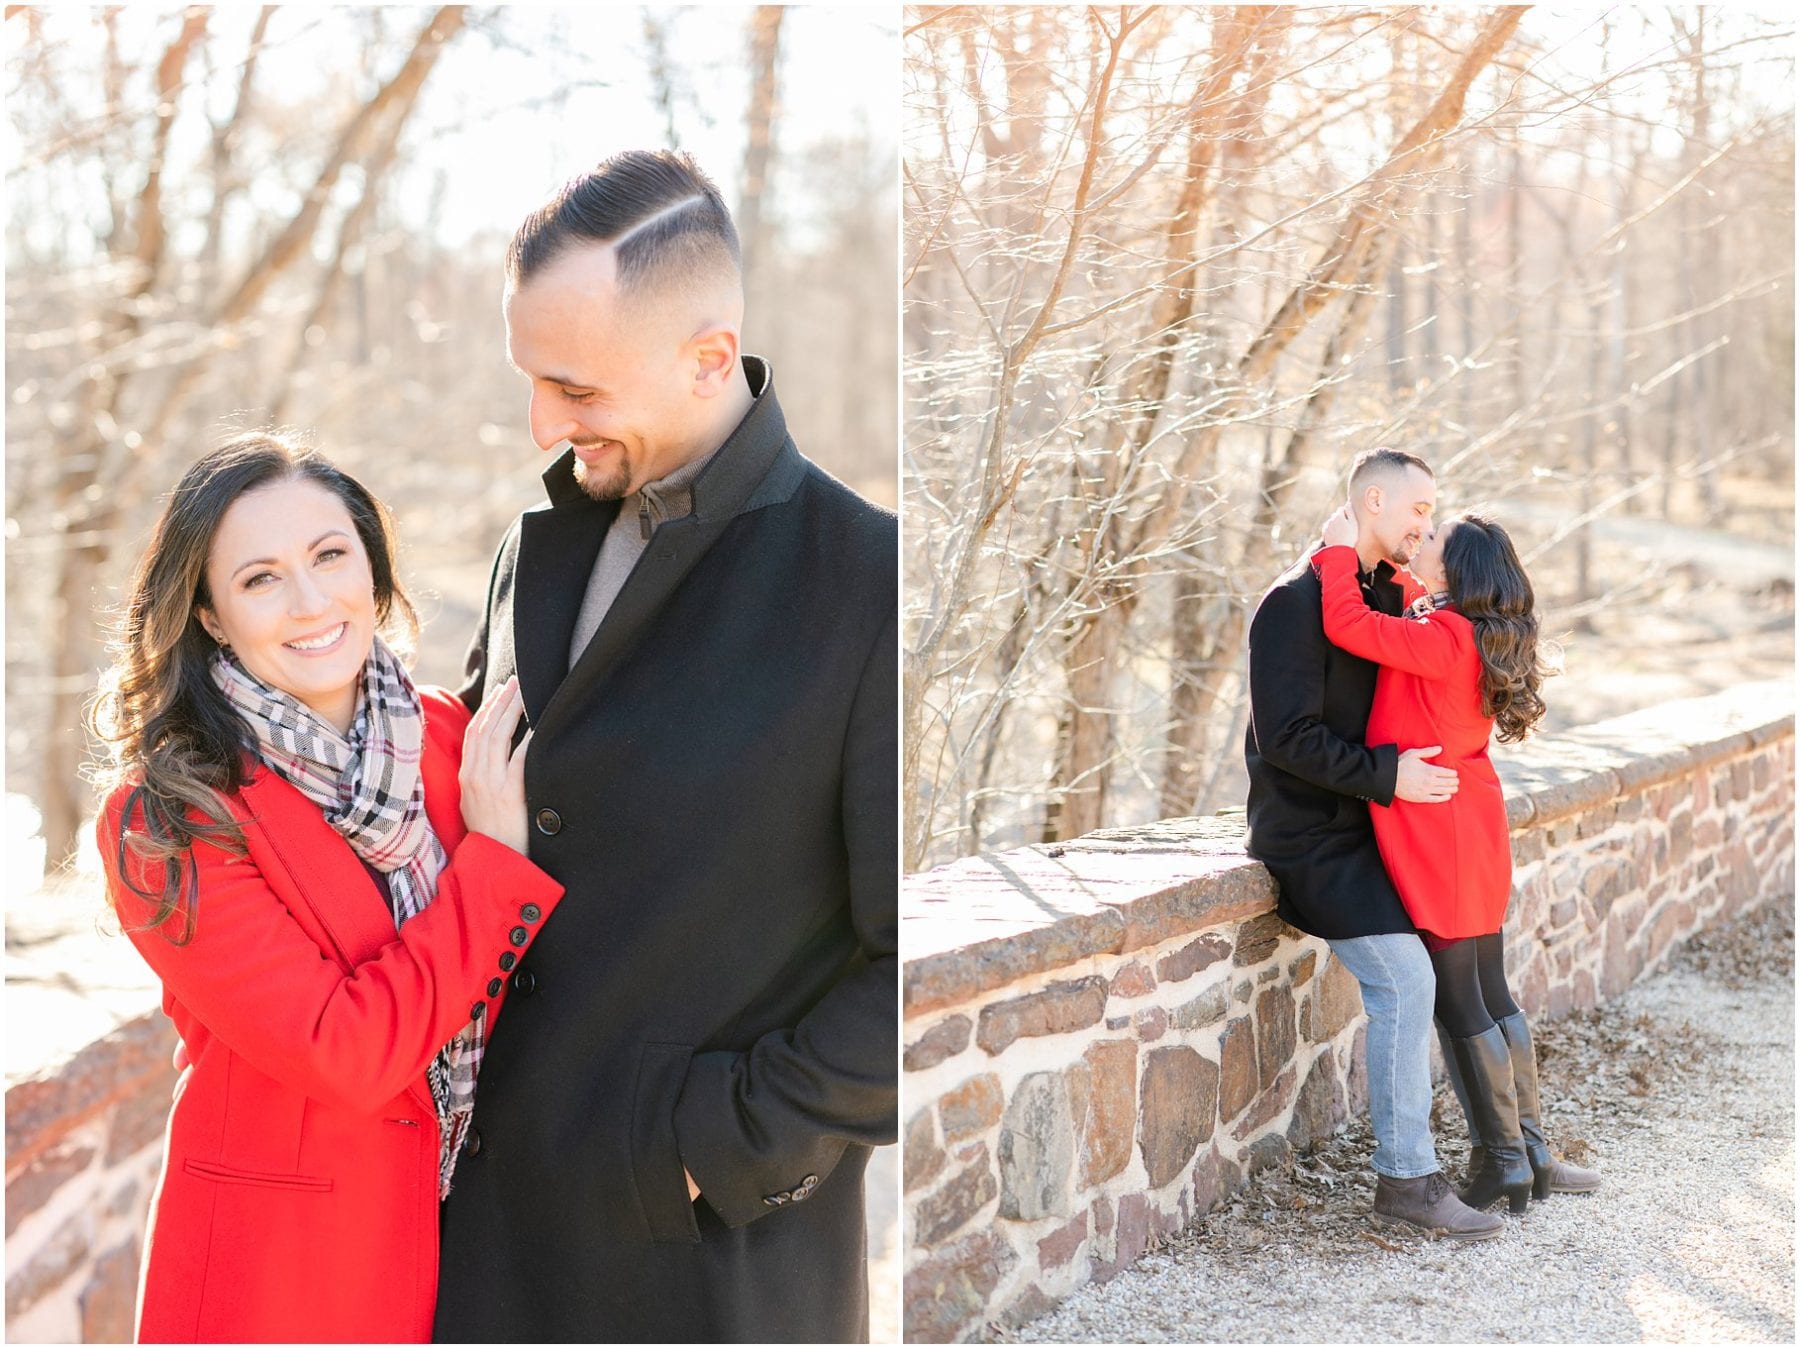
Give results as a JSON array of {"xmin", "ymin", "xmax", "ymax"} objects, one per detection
[
  {"xmin": 1447, "ymin": 1025, "xmax": 1534, "ymax": 1214},
  {"xmin": 1497, "ymin": 1010, "xmax": 1602, "ymax": 1197},
  {"xmin": 1435, "ymin": 1019, "xmax": 1483, "ymax": 1180}
]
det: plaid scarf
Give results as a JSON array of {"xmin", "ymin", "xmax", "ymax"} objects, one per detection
[
  {"xmin": 211, "ymin": 636, "xmax": 478, "ymax": 1198},
  {"xmin": 1406, "ymin": 589, "xmax": 1452, "ymax": 619}
]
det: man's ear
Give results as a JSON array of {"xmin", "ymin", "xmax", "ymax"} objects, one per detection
[
  {"xmin": 1359, "ymin": 482, "xmax": 1385, "ymax": 516},
  {"xmin": 688, "ymin": 323, "xmax": 741, "ymax": 397}
]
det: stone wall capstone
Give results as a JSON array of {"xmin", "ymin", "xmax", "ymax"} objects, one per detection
[{"xmin": 901, "ymin": 680, "xmax": 1794, "ymax": 1342}]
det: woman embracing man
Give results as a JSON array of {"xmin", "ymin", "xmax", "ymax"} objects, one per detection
[{"xmin": 1244, "ymin": 447, "xmax": 1601, "ymax": 1241}]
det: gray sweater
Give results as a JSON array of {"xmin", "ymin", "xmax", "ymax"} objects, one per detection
[{"xmin": 567, "ymin": 446, "xmax": 719, "ymax": 670}]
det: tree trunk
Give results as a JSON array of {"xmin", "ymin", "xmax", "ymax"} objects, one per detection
[
  {"xmin": 1421, "ymin": 181, "xmax": 1441, "ymax": 375},
  {"xmin": 1456, "ymin": 158, "xmax": 1475, "ymax": 434},
  {"xmin": 1165, "ymin": 245, "xmax": 1395, "ymax": 814},
  {"xmin": 38, "ymin": 7, "xmax": 207, "ymax": 868},
  {"xmin": 1504, "ymin": 97, "xmax": 1527, "ymax": 423},
  {"xmin": 1163, "ymin": 567, "xmax": 1232, "ymax": 819},
  {"xmin": 202, "ymin": 6, "xmax": 276, "ymax": 283},
  {"xmin": 1158, "ymin": 8, "xmax": 1290, "ymax": 818},
  {"xmin": 1043, "ymin": 601, "xmax": 1124, "ymax": 841},
  {"xmin": 739, "ymin": 7, "xmax": 784, "ymax": 297},
  {"xmin": 1051, "ymin": 7, "xmax": 1276, "ymax": 833},
  {"xmin": 1684, "ymin": 13, "xmax": 1721, "ymax": 523},
  {"xmin": 40, "ymin": 546, "xmax": 103, "ymax": 871},
  {"xmin": 269, "ymin": 92, "xmax": 419, "ymax": 425},
  {"xmin": 1145, "ymin": 6, "xmax": 1528, "ymax": 552},
  {"xmin": 1614, "ymin": 121, "xmax": 1639, "ymax": 512}
]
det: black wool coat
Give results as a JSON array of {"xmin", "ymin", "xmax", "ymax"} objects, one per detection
[
  {"xmin": 433, "ymin": 359, "xmax": 897, "ymax": 1344},
  {"xmin": 1242, "ymin": 550, "xmax": 1415, "ymax": 940}
]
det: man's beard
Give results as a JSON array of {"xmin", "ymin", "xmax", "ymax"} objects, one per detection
[
  {"xmin": 1387, "ymin": 535, "xmax": 1421, "ymax": 566},
  {"xmin": 572, "ymin": 454, "xmax": 631, "ymax": 502}
]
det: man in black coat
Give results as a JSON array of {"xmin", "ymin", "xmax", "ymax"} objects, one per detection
[
  {"xmin": 1243, "ymin": 448, "xmax": 1501, "ymax": 1240},
  {"xmin": 434, "ymin": 152, "xmax": 896, "ymax": 1341}
]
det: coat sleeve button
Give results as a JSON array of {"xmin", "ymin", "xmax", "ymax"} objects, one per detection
[
  {"xmin": 470, "ymin": 1000, "xmax": 487, "ymax": 1021},
  {"xmin": 534, "ymin": 808, "xmax": 562, "ymax": 836},
  {"xmin": 498, "ymin": 951, "xmax": 516, "ymax": 972},
  {"xmin": 486, "ymin": 977, "xmax": 503, "ymax": 997},
  {"xmin": 521, "ymin": 903, "xmax": 542, "ymax": 923},
  {"xmin": 509, "ymin": 926, "xmax": 529, "ymax": 947}
]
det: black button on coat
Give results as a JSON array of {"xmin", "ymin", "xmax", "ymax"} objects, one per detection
[
  {"xmin": 433, "ymin": 359, "xmax": 897, "ymax": 1343},
  {"xmin": 1243, "ymin": 551, "xmax": 1415, "ymax": 939}
]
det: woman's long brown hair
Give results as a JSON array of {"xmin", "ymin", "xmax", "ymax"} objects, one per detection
[
  {"xmin": 1441, "ymin": 513, "xmax": 1552, "ymax": 743},
  {"xmin": 88, "ymin": 433, "xmax": 417, "ymax": 942}
]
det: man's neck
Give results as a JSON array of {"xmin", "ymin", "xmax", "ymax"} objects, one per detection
[
  {"xmin": 678, "ymin": 366, "xmax": 757, "ymax": 478},
  {"xmin": 1353, "ymin": 536, "xmax": 1388, "ymax": 574},
  {"xmin": 640, "ymin": 368, "xmax": 758, "ymax": 490},
  {"xmin": 704, "ymin": 363, "xmax": 758, "ymax": 452}
]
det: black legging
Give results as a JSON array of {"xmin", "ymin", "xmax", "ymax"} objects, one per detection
[{"xmin": 1428, "ymin": 931, "xmax": 1523, "ymax": 1039}]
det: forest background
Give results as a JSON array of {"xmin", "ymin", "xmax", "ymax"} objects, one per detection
[
  {"xmin": 902, "ymin": 4, "xmax": 1794, "ymax": 871},
  {"xmin": 6, "ymin": 4, "xmax": 900, "ymax": 879}
]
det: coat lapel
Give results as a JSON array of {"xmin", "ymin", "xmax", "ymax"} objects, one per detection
[
  {"xmin": 511, "ymin": 487, "xmax": 613, "ymax": 727},
  {"xmin": 240, "ymin": 758, "xmax": 455, "ymax": 1119},
  {"xmin": 540, "ymin": 509, "xmax": 724, "ymax": 739},
  {"xmin": 529, "ymin": 357, "xmax": 807, "ymax": 742},
  {"xmin": 239, "ymin": 766, "xmax": 400, "ymax": 971}
]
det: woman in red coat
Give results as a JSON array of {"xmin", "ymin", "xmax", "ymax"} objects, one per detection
[
  {"xmin": 91, "ymin": 433, "xmax": 565, "ymax": 1342},
  {"xmin": 1314, "ymin": 506, "xmax": 1598, "ymax": 1214}
]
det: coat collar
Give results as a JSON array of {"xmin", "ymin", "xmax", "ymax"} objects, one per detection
[
  {"xmin": 511, "ymin": 356, "xmax": 807, "ymax": 736},
  {"xmin": 535, "ymin": 355, "xmax": 796, "ymax": 522}
]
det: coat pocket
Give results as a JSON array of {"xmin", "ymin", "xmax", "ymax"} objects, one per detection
[
  {"xmin": 182, "ymin": 1159, "xmax": 333, "ymax": 1192},
  {"xmin": 628, "ymin": 1042, "xmax": 702, "ymax": 1246}
]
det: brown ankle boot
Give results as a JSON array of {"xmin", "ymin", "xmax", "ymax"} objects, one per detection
[{"xmin": 1372, "ymin": 1171, "xmax": 1506, "ymax": 1241}]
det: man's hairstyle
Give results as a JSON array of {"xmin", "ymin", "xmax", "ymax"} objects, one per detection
[
  {"xmin": 1348, "ymin": 446, "xmax": 1434, "ymax": 492},
  {"xmin": 506, "ymin": 150, "xmax": 741, "ymax": 295}
]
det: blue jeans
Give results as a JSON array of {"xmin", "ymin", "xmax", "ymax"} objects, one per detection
[{"xmin": 1326, "ymin": 932, "xmax": 1439, "ymax": 1178}]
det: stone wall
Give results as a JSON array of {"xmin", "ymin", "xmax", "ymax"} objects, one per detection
[
  {"xmin": 901, "ymin": 680, "xmax": 1794, "ymax": 1342},
  {"xmin": 5, "ymin": 1009, "xmax": 176, "ymax": 1343}
]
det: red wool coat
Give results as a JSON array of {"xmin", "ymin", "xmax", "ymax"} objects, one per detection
[
  {"xmin": 1312, "ymin": 545, "xmax": 1512, "ymax": 940},
  {"xmin": 99, "ymin": 687, "xmax": 565, "ymax": 1344}
]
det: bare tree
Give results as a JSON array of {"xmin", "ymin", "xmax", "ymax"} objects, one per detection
[
  {"xmin": 12, "ymin": 6, "xmax": 467, "ymax": 866},
  {"xmin": 903, "ymin": 5, "xmax": 1792, "ymax": 870},
  {"xmin": 740, "ymin": 6, "xmax": 785, "ymax": 291}
]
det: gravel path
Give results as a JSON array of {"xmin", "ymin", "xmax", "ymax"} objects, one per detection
[{"xmin": 999, "ymin": 896, "xmax": 1795, "ymax": 1344}]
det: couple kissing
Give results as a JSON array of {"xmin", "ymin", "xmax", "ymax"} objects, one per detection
[{"xmin": 1244, "ymin": 447, "xmax": 1602, "ymax": 1241}]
